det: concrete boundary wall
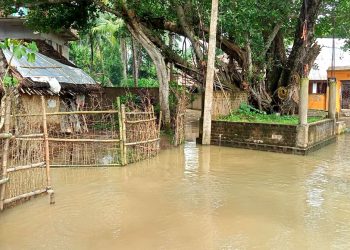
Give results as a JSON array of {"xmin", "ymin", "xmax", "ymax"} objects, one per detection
[{"xmin": 209, "ymin": 119, "xmax": 336, "ymax": 155}]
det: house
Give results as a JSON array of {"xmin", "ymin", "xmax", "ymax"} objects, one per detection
[
  {"xmin": 0, "ymin": 17, "xmax": 76, "ymax": 59},
  {"xmin": 308, "ymin": 38, "xmax": 350, "ymax": 113},
  {"xmin": 0, "ymin": 17, "xmax": 100, "ymax": 124}
]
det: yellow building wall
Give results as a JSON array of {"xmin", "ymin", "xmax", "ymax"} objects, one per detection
[
  {"xmin": 308, "ymin": 94, "xmax": 327, "ymax": 110},
  {"xmin": 327, "ymin": 70, "xmax": 350, "ymax": 112}
]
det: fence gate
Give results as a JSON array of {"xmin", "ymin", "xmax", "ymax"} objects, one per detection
[
  {"xmin": 46, "ymin": 97, "xmax": 160, "ymax": 167},
  {"xmin": 0, "ymin": 96, "xmax": 53, "ymax": 211}
]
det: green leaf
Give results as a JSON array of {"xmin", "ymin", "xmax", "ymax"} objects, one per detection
[
  {"xmin": 13, "ymin": 45, "xmax": 25, "ymax": 59},
  {"xmin": 27, "ymin": 53, "xmax": 36, "ymax": 63},
  {"xmin": 3, "ymin": 76, "xmax": 19, "ymax": 87},
  {"xmin": 27, "ymin": 42, "xmax": 38, "ymax": 53}
]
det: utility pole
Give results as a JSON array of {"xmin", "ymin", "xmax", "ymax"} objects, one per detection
[{"xmin": 202, "ymin": 0, "xmax": 219, "ymax": 144}]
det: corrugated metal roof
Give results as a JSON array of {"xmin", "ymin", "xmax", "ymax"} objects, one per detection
[
  {"xmin": 2, "ymin": 48, "xmax": 96, "ymax": 85},
  {"xmin": 309, "ymin": 39, "xmax": 350, "ymax": 80}
]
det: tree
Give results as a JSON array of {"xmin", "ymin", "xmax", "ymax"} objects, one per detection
[{"xmin": 3, "ymin": 0, "xmax": 348, "ymax": 114}]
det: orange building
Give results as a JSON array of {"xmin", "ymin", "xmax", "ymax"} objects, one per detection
[
  {"xmin": 308, "ymin": 39, "xmax": 350, "ymax": 114},
  {"xmin": 308, "ymin": 67, "xmax": 350, "ymax": 113}
]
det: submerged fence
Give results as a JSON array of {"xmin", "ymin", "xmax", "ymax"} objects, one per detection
[
  {"xmin": 0, "ymin": 96, "xmax": 160, "ymax": 211},
  {"xmin": 0, "ymin": 95, "xmax": 53, "ymax": 211}
]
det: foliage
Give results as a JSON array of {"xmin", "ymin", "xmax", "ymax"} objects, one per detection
[
  {"xmin": 0, "ymin": 39, "xmax": 38, "ymax": 87},
  {"xmin": 3, "ymin": 0, "xmax": 350, "ymax": 111},
  {"xmin": 219, "ymin": 103, "xmax": 324, "ymax": 125},
  {"xmin": 316, "ymin": 0, "xmax": 350, "ymax": 43},
  {"xmin": 120, "ymin": 78, "xmax": 159, "ymax": 88}
]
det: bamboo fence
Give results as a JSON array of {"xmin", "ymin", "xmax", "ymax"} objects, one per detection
[
  {"xmin": 0, "ymin": 96, "xmax": 53, "ymax": 211},
  {"xmin": 0, "ymin": 95, "xmax": 160, "ymax": 211}
]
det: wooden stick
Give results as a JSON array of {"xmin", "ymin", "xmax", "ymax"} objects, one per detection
[
  {"xmin": 20, "ymin": 66, "xmax": 62, "ymax": 69},
  {"xmin": 125, "ymin": 117, "xmax": 157, "ymax": 124},
  {"xmin": 125, "ymin": 138, "xmax": 160, "ymax": 146},
  {"xmin": 121, "ymin": 104, "xmax": 127, "ymax": 165},
  {"xmin": 158, "ymin": 111, "xmax": 162, "ymax": 133},
  {"xmin": 4, "ymin": 189, "xmax": 47, "ymax": 205},
  {"xmin": 117, "ymin": 97, "xmax": 126, "ymax": 166},
  {"xmin": 158, "ymin": 111, "xmax": 162, "ymax": 151},
  {"xmin": 41, "ymin": 96, "xmax": 51, "ymax": 189},
  {"xmin": 50, "ymin": 163, "xmax": 121, "ymax": 167},
  {"xmin": 0, "ymin": 177, "xmax": 9, "ymax": 185},
  {"xmin": 0, "ymin": 133, "xmax": 12, "ymax": 139},
  {"xmin": 125, "ymin": 111, "xmax": 153, "ymax": 115},
  {"xmin": 10, "ymin": 110, "xmax": 119, "ymax": 117},
  {"xmin": 7, "ymin": 162, "xmax": 45, "ymax": 173},
  {"xmin": 15, "ymin": 133, "xmax": 44, "ymax": 138},
  {"xmin": 0, "ymin": 95, "xmax": 11, "ymax": 211},
  {"xmin": 48, "ymin": 138, "xmax": 120, "ymax": 143}
]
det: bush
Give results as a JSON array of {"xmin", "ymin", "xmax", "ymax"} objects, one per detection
[{"xmin": 219, "ymin": 103, "xmax": 324, "ymax": 125}]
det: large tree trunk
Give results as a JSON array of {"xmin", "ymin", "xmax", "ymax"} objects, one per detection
[
  {"xmin": 125, "ymin": 15, "xmax": 171, "ymax": 126},
  {"xmin": 131, "ymin": 37, "xmax": 139, "ymax": 87},
  {"xmin": 202, "ymin": 0, "xmax": 219, "ymax": 145},
  {"xmin": 279, "ymin": 0, "xmax": 322, "ymax": 87}
]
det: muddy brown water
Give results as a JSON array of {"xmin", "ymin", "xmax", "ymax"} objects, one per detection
[{"xmin": 1, "ymin": 112, "xmax": 350, "ymax": 249}]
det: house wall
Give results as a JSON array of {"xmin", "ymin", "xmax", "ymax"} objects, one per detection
[
  {"xmin": 327, "ymin": 70, "xmax": 350, "ymax": 111},
  {"xmin": 308, "ymin": 70, "xmax": 350, "ymax": 112},
  {"xmin": 0, "ymin": 19, "xmax": 70, "ymax": 59},
  {"xmin": 20, "ymin": 95, "xmax": 61, "ymax": 125},
  {"xmin": 308, "ymin": 94, "xmax": 327, "ymax": 110}
]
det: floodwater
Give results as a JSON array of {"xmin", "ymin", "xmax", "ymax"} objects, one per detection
[{"xmin": 1, "ymin": 112, "xmax": 350, "ymax": 249}]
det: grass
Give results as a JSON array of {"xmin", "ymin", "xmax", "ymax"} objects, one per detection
[{"xmin": 218, "ymin": 104, "xmax": 325, "ymax": 125}]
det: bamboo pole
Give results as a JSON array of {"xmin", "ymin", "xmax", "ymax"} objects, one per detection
[
  {"xmin": 125, "ymin": 138, "xmax": 160, "ymax": 146},
  {"xmin": 121, "ymin": 104, "xmax": 127, "ymax": 165},
  {"xmin": 125, "ymin": 117, "xmax": 157, "ymax": 124},
  {"xmin": 117, "ymin": 97, "xmax": 126, "ymax": 166},
  {"xmin": 0, "ymin": 133, "xmax": 12, "ymax": 139},
  {"xmin": 41, "ymin": 97, "xmax": 53, "ymax": 204},
  {"xmin": 48, "ymin": 138, "xmax": 120, "ymax": 143},
  {"xmin": 50, "ymin": 163, "xmax": 122, "ymax": 168},
  {"xmin": 4, "ymin": 189, "xmax": 47, "ymax": 205},
  {"xmin": 10, "ymin": 110, "xmax": 119, "ymax": 117},
  {"xmin": 7, "ymin": 162, "xmax": 45, "ymax": 173},
  {"xmin": 158, "ymin": 111, "xmax": 162, "ymax": 151},
  {"xmin": 124, "ymin": 111, "xmax": 153, "ymax": 115},
  {"xmin": 15, "ymin": 133, "xmax": 44, "ymax": 138},
  {"xmin": 0, "ymin": 95, "xmax": 11, "ymax": 211},
  {"xmin": 0, "ymin": 177, "xmax": 9, "ymax": 185},
  {"xmin": 158, "ymin": 111, "xmax": 162, "ymax": 134}
]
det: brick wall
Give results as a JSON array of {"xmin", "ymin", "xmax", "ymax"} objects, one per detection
[
  {"xmin": 211, "ymin": 121, "xmax": 297, "ymax": 147},
  {"xmin": 209, "ymin": 119, "xmax": 336, "ymax": 154},
  {"xmin": 308, "ymin": 119, "xmax": 335, "ymax": 146}
]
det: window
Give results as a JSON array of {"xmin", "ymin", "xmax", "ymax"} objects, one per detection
[
  {"xmin": 312, "ymin": 83, "xmax": 317, "ymax": 94},
  {"xmin": 309, "ymin": 81, "xmax": 327, "ymax": 94}
]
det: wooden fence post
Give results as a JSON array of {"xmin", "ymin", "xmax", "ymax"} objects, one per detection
[
  {"xmin": 121, "ymin": 104, "xmax": 127, "ymax": 165},
  {"xmin": 0, "ymin": 95, "xmax": 11, "ymax": 211},
  {"xmin": 41, "ymin": 96, "xmax": 54, "ymax": 204},
  {"xmin": 117, "ymin": 98, "xmax": 126, "ymax": 166}
]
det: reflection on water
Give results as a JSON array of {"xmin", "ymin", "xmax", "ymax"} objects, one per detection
[
  {"xmin": 184, "ymin": 141, "xmax": 199, "ymax": 174},
  {"xmin": 1, "ymin": 116, "xmax": 350, "ymax": 249}
]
